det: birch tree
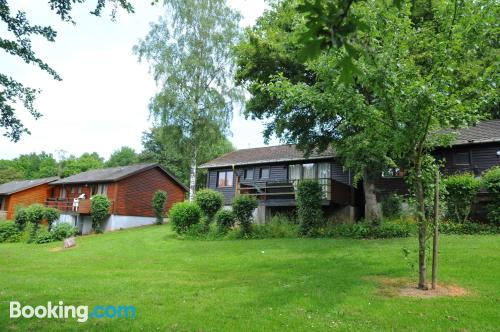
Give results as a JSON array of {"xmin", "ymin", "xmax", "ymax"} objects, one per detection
[{"xmin": 135, "ymin": 0, "xmax": 241, "ymax": 200}]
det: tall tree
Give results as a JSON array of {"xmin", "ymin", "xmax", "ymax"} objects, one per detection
[
  {"xmin": 0, "ymin": 0, "xmax": 134, "ymax": 141},
  {"xmin": 106, "ymin": 146, "xmax": 138, "ymax": 167},
  {"xmin": 140, "ymin": 124, "xmax": 234, "ymax": 188},
  {"xmin": 61, "ymin": 152, "xmax": 104, "ymax": 177},
  {"xmin": 236, "ymin": 0, "xmax": 498, "ymax": 289},
  {"xmin": 134, "ymin": 0, "xmax": 242, "ymax": 200}
]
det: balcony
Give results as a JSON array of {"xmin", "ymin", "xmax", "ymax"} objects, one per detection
[
  {"xmin": 45, "ymin": 198, "xmax": 114, "ymax": 214},
  {"xmin": 236, "ymin": 178, "xmax": 353, "ymax": 206}
]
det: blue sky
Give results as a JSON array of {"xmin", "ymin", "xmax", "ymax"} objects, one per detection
[{"xmin": 0, "ymin": 0, "xmax": 277, "ymax": 160}]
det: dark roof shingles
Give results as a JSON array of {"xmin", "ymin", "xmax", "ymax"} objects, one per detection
[
  {"xmin": 444, "ymin": 119, "xmax": 500, "ymax": 145},
  {"xmin": 0, "ymin": 177, "xmax": 59, "ymax": 195}
]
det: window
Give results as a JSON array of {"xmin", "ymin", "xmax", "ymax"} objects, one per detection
[
  {"xmin": 244, "ymin": 169, "xmax": 254, "ymax": 180},
  {"xmin": 0, "ymin": 196, "xmax": 6, "ymax": 210},
  {"xmin": 302, "ymin": 163, "xmax": 316, "ymax": 179},
  {"xmin": 259, "ymin": 167, "xmax": 270, "ymax": 179},
  {"xmin": 382, "ymin": 168, "xmax": 405, "ymax": 178},
  {"xmin": 59, "ymin": 187, "xmax": 66, "ymax": 199},
  {"xmin": 78, "ymin": 186, "xmax": 83, "ymax": 194},
  {"xmin": 97, "ymin": 184, "xmax": 108, "ymax": 196},
  {"xmin": 217, "ymin": 171, "xmax": 233, "ymax": 187},
  {"xmin": 454, "ymin": 152, "xmax": 471, "ymax": 165},
  {"xmin": 289, "ymin": 164, "xmax": 301, "ymax": 182}
]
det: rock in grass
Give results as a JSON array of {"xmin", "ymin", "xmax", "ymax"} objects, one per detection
[{"xmin": 64, "ymin": 237, "xmax": 76, "ymax": 248}]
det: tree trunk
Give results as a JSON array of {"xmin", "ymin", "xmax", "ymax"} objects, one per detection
[
  {"xmin": 432, "ymin": 170, "xmax": 440, "ymax": 290},
  {"xmin": 415, "ymin": 158, "xmax": 428, "ymax": 290},
  {"xmin": 363, "ymin": 169, "xmax": 380, "ymax": 222},
  {"xmin": 189, "ymin": 153, "xmax": 197, "ymax": 202}
]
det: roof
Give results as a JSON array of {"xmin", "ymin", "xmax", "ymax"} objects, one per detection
[
  {"xmin": 52, "ymin": 163, "xmax": 188, "ymax": 191},
  {"xmin": 200, "ymin": 120, "xmax": 500, "ymax": 169},
  {"xmin": 442, "ymin": 119, "xmax": 500, "ymax": 146},
  {"xmin": 199, "ymin": 144, "xmax": 336, "ymax": 169},
  {"xmin": 0, "ymin": 177, "xmax": 59, "ymax": 195}
]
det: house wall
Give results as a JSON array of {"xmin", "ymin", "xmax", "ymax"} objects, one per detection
[
  {"xmin": 207, "ymin": 158, "xmax": 352, "ymax": 205},
  {"xmin": 114, "ymin": 167, "xmax": 186, "ymax": 217},
  {"xmin": 5, "ymin": 183, "xmax": 53, "ymax": 219}
]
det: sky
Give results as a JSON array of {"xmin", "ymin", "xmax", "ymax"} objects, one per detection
[{"xmin": 0, "ymin": 0, "xmax": 278, "ymax": 160}]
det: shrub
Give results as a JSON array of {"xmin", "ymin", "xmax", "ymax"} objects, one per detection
[
  {"xmin": 215, "ymin": 209, "xmax": 235, "ymax": 233},
  {"xmin": 381, "ymin": 194, "xmax": 403, "ymax": 218},
  {"xmin": 152, "ymin": 190, "xmax": 168, "ymax": 224},
  {"xmin": 44, "ymin": 207, "xmax": 60, "ymax": 231},
  {"xmin": 51, "ymin": 223, "xmax": 77, "ymax": 241},
  {"xmin": 195, "ymin": 189, "xmax": 224, "ymax": 225},
  {"xmin": 169, "ymin": 201, "xmax": 202, "ymax": 234},
  {"xmin": 296, "ymin": 180, "xmax": 324, "ymax": 236},
  {"xmin": 324, "ymin": 220, "xmax": 415, "ymax": 239},
  {"xmin": 34, "ymin": 229, "xmax": 54, "ymax": 244},
  {"xmin": 0, "ymin": 222, "xmax": 21, "ymax": 243},
  {"xmin": 252, "ymin": 215, "xmax": 298, "ymax": 239},
  {"xmin": 439, "ymin": 220, "xmax": 499, "ymax": 235},
  {"xmin": 90, "ymin": 195, "xmax": 111, "ymax": 233},
  {"xmin": 14, "ymin": 206, "xmax": 28, "ymax": 231},
  {"xmin": 372, "ymin": 221, "xmax": 413, "ymax": 238},
  {"xmin": 232, "ymin": 195, "xmax": 258, "ymax": 236},
  {"xmin": 25, "ymin": 204, "xmax": 46, "ymax": 242},
  {"xmin": 482, "ymin": 166, "xmax": 500, "ymax": 225},
  {"xmin": 444, "ymin": 173, "xmax": 481, "ymax": 223}
]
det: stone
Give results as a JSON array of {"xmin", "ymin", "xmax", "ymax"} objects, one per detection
[{"xmin": 63, "ymin": 237, "xmax": 76, "ymax": 248}]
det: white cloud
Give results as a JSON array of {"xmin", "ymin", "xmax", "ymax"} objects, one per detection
[{"xmin": 0, "ymin": 0, "xmax": 277, "ymax": 159}]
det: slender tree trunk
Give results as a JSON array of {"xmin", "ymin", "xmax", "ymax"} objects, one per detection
[
  {"xmin": 189, "ymin": 150, "xmax": 197, "ymax": 202},
  {"xmin": 363, "ymin": 169, "xmax": 380, "ymax": 222},
  {"xmin": 432, "ymin": 170, "xmax": 440, "ymax": 290},
  {"xmin": 415, "ymin": 156, "xmax": 428, "ymax": 290}
]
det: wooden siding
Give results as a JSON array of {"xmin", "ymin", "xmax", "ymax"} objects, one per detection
[
  {"xmin": 114, "ymin": 167, "xmax": 186, "ymax": 217},
  {"xmin": 5, "ymin": 183, "xmax": 53, "ymax": 219}
]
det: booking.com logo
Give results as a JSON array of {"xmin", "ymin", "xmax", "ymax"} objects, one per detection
[{"xmin": 9, "ymin": 301, "xmax": 136, "ymax": 323}]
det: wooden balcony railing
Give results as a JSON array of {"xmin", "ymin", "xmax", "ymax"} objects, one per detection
[
  {"xmin": 236, "ymin": 178, "xmax": 333, "ymax": 201},
  {"xmin": 45, "ymin": 199, "xmax": 114, "ymax": 214}
]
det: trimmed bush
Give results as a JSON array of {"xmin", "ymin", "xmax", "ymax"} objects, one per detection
[
  {"xmin": 195, "ymin": 189, "xmax": 224, "ymax": 225},
  {"xmin": 152, "ymin": 190, "xmax": 168, "ymax": 224},
  {"xmin": 90, "ymin": 195, "xmax": 111, "ymax": 233},
  {"xmin": 482, "ymin": 166, "xmax": 500, "ymax": 225},
  {"xmin": 34, "ymin": 229, "xmax": 54, "ymax": 244},
  {"xmin": 232, "ymin": 195, "xmax": 258, "ymax": 236},
  {"xmin": 14, "ymin": 206, "xmax": 28, "ymax": 231},
  {"xmin": 25, "ymin": 204, "xmax": 46, "ymax": 242},
  {"xmin": 51, "ymin": 223, "xmax": 77, "ymax": 241},
  {"xmin": 44, "ymin": 207, "xmax": 60, "ymax": 231},
  {"xmin": 169, "ymin": 201, "xmax": 202, "ymax": 234},
  {"xmin": 296, "ymin": 180, "xmax": 324, "ymax": 236},
  {"xmin": 215, "ymin": 209, "xmax": 235, "ymax": 233},
  {"xmin": 0, "ymin": 222, "xmax": 21, "ymax": 243},
  {"xmin": 381, "ymin": 194, "xmax": 403, "ymax": 218},
  {"xmin": 444, "ymin": 173, "xmax": 481, "ymax": 223}
]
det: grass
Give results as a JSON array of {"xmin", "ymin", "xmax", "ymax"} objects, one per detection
[{"xmin": 0, "ymin": 225, "xmax": 499, "ymax": 331}]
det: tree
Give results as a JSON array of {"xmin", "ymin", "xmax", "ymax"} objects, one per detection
[
  {"xmin": 61, "ymin": 152, "xmax": 104, "ymax": 177},
  {"xmin": 0, "ymin": 0, "xmax": 134, "ymax": 141},
  {"xmin": 106, "ymin": 146, "xmax": 138, "ymax": 167},
  {"xmin": 134, "ymin": 0, "xmax": 242, "ymax": 201},
  {"xmin": 152, "ymin": 190, "xmax": 168, "ymax": 224},
  {"xmin": 236, "ymin": 0, "xmax": 498, "ymax": 289},
  {"xmin": 140, "ymin": 125, "xmax": 235, "ymax": 188},
  {"xmin": 0, "ymin": 160, "xmax": 22, "ymax": 184}
]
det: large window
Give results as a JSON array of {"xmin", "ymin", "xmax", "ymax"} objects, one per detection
[
  {"xmin": 289, "ymin": 164, "xmax": 301, "ymax": 182},
  {"xmin": 0, "ymin": 196, "xmax": 6, "ymax": 210},
  {"xmin": 302, "ymin": 163, "xmax": 316, "ymax": 179},
  {"xmin": 91, "ymin": 184, "xmax": 108, "ymax": 197},
  {"xmin": 259, "ymin": 167, "xmax": 270, "ymax": 179},
  {"xmin": 454, "ymin": 152, "xmax": 471, "ymax": 165},
  {"xmin": 244, "ymin": 169, "xmax": 254, "ymax": 180},
  {"xmin": 217, "ymin": 171, "xmax": 233, "ymax": 187}
]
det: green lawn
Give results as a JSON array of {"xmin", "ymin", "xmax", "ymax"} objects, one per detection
[{"xmin": 0, "ymin": 225, "xmax": 498, "ymax": 331}]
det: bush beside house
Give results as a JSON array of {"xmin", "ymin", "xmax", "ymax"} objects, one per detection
[{"xmin": 152, "ymin": 190, "xmax": 168, "ymax": 225}]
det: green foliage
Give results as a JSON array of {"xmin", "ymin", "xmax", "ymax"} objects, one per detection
[
  {"xmin": 296, "ymin": 180, "xmax": 324, "ymax": 236},
  {"xmin": 381, "ymin": 194, "xmax": 403, "ymax": 218},
  {"xmin": 0, "ymin": 222, "xmax": 21, "ymax": 243},
  {"xmin": 195, "ymin": 189, "xmax": 224, "ymax": 224},
  {"xmin": 169, "ymin": 201, "xmax": 202, "ymax": 234},
  {"xmin": 43, "ymin": 207, "xmax": 60, "ymax": 231},
  {"xmin": 34, "ymin": 229, "xmax": 54, "ymax": 244},
  {"xmin": 232, "ymin": 195, "xmax": 258, "ymax": 236},
  {"xmin": 14, "ymin": 206, "xmax": 28, "ymax": 231},
  {"xmin": 0, "ymin": 0, "xmax": 134, "ymax": 141},
  {"xmin": 482, "ymin": 167, "xmax": 500, "ymax": 225},
  {"xmin": 61, "ymin": 152, "xmax": 104, "ymax": 177},
  {"xmin": 134, "ymin": 0, "xmax": 242, "ymax": 195},
  {"xmin": 25, "ymin": 204, "xmax": 46, "ymax": 242},
  {"xmin": 106, "ymin": 146, "xmax": 138, "ymax": 167},
  {"xmin": 214, "ymin": 209, "xmax": 235, "ymax": 233},
  {"xmin": 325, "ymin": 220, "xmax": 415, "ymax": 239},
  {"xmin": 152, "ymin": 190, "xmax": 168, "ymax": 224},
  {"xmin": 51, "ymin": 223, "xmax": 77, "ymax": 241},
  {"xmin": 90, "ymin": 195, "xmax": 111, "ymax": 233},
  {"xmin": 439, "ymin": 221, "xmax": 499, "ymax": 235},
  {"xmin": 444, "ymin": 173, "xmax": 481, "ymax": 223},
  {"xmin": 0, "ymin": 160, "xmax": 23, "ymax": 184}
]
